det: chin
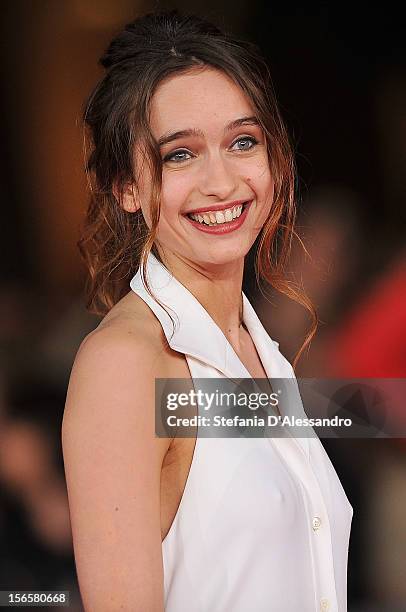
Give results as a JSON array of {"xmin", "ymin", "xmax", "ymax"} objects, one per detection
[{"xmin": 192, "ymin": 246, "xmax": 251, "ymax": 268}]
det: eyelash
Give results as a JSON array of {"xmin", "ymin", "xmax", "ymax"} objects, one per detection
[{"xmin": 162, "ymin": 135, "xmax": 259, "ymax": 164}]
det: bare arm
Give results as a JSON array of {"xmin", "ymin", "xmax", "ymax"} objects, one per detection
[{"xmin": 62, "ymin": 328, "xmax": 170, "ymax": 611}]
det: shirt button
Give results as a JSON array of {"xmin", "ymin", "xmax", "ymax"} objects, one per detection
[
  {"xmin": 312, "ymin": 516, "xmax": 322, "ymax": 531},
  {"xmin": 320, "ymin": 598, "xmax": 330, "ymax": 611}
]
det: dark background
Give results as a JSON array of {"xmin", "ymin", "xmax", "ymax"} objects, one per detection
[{"xmin": 0, "ymin": 2, "xmax": 405, "ymax": 610}]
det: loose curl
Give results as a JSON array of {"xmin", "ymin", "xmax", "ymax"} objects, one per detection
[{"xmin": 79, "ymin": 9, "xmax": 318, "ymax": 368}]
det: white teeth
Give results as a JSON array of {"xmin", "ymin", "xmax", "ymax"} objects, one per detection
[
  {"xmin": 224, "ymin": 209, "xmax": 233, "ymax": 222},
  {"xmin": 189, "ymin": 203, "xmax": 247, "ymax": 225}
]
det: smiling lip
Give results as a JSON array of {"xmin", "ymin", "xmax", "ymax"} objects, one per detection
[
  {"xmin": 184, "ymin": 200, "xmax": 252, "ymax": 235},
  {"xmin": 183, "ymin": 199, "xmax": 249, "ymax": 215}
]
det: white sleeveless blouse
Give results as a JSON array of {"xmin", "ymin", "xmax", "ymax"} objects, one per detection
[{"xmin": 130, "ymin": 253, "xmax": 352, "ymax": 612}]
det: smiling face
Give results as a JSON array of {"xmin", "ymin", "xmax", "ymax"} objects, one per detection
[{"xmin": 128, "ymin": 67, "xmax": 275, "ymax": 270}]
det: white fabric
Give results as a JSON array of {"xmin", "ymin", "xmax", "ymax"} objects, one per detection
[{"xmin": 130, "ymin": 253, "xmax": 353, "ymax": 612}]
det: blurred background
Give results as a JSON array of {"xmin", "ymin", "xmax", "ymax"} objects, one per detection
[{"xmin": 0, "ymin": 1, "xmax": 405, "ymax": 610}]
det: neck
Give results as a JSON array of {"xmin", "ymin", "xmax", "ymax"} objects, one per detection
[{"xmin": 157, "ymin": 247, "xmax": 245, "ymax": 341}]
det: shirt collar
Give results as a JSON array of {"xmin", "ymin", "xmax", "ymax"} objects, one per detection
[
  {"xmin": 130, "ymin": 252, "xmax": 309, "ymax": 457},
  {"xmin": 130, "ymin": 252, "xmax": 294, "ymax": 381}
]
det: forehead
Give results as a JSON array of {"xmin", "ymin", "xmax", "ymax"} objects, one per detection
[{"xmin": 149, "ymin": 67, "xmax": 254, "ymax": 137}]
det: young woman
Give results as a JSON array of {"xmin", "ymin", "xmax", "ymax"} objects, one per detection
[{"xmin": 62, "ymin": 10, "xmax": 352, "ymax": 612}]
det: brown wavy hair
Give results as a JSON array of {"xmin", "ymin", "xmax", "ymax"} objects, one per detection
[{"xmin": 79, "ymin": 9, "xmax": 317, "ymax": 368}]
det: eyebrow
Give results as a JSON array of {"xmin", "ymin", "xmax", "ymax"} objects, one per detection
[{"xmin": 157, "ymin": 115, "xmax": 260, "ymax": 147}]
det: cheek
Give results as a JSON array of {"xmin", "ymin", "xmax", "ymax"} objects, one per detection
[
  {"xmin": 246, "ymin": 164, "xmax": 274, "ymax": 203},
  {"xmin": 160, "ymin": 171, "xmax": 192, "ymax": 216},
  {"xmin": 140, "ymin": 172, "xmax": 189, "ymax": 228}
]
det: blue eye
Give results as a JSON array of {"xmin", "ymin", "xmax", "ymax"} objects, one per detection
[
  {"xmin": 231, "ymin": 136, "xmax": 258, "ymax": 151},
  {"xmin": 163, "ymin": 149, "xmax": 192, "ymax": 163}
]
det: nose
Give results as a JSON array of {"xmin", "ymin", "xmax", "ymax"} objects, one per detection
[{"xmin": 197, "ymin": 152, "xmax": 238, "ymax": 201}]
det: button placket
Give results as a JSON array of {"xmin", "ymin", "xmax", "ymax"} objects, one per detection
[
  {"xmin": 269, "ymin": 437, "xmax": 339, "ymax": 611},
  {"xmin": 312, "ymin": 516, "xmax": 322, "ymax": 531}
]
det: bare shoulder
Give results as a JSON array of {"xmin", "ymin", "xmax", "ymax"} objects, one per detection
[
  {"xmin": 72, "ymin": 289, "xmax": 189, "ymax": 383},
  {"xmin": 61, "ymin": 290, "xmax": 189, "ymax": 611},
  {"xmin": 80, "ymin": 290, "xmax": 168, "ymax": 362},
  {"xmin": 62, "ymin": 289, "xmax": 190, "ymax": 456},
  {"xmin": 63, "ymin": 292, "xmax": 164, "ymax": 432}
]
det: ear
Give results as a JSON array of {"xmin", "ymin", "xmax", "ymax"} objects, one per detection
[{"xmin": 113, "ymin": 182, "xmax": 141, "ymax": 213}]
